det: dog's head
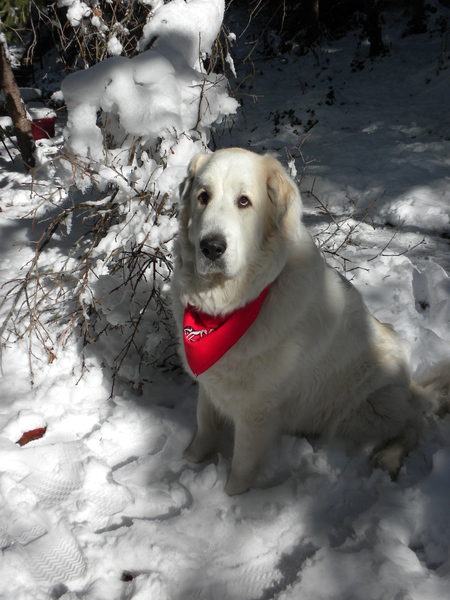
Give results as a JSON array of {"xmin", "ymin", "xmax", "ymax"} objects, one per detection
[{"xmin": 177, "ymin": 148, "xmax": 303, "ymax": 286}]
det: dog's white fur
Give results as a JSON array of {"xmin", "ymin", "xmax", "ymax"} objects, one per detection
[{"xmin": 172, "ymin": 148, "xmax": 449, "ymax": 495}]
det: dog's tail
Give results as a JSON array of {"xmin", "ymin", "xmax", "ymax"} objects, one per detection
[{"xmin": 411, "ymin": 364, "xmax": 450, "ymax": 417}]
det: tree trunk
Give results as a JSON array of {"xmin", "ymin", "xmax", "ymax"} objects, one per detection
[
  {"xmin": 309, "ymin": 0, "xmax": 320, "ymax": 39},
  {"xmin": 312, "ymin": 0, "xmax": 319, "ymax": 23},
  {"xmin": 300, "ymin": 0, "xmax": 320, "ymax": 45},
  {"xmin": 364, "ymin": 0, "xmax": 385, "ymax": 58},
  {"xmin": 411, "ymin": 0, "xmax": 426, "ymax": 34},
  {"xmin": 0, "ymin": 40, "xmax": 35, "ymax": 169}
]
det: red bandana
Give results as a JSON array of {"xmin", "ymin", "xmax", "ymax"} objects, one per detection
[{"xmin": 183, "ymin": 285, "xmax": 271, "ymax": 376}]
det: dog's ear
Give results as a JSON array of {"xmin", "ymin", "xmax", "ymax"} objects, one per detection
[
  {"xmin": 179, "ymin": 153, "xmax": 210, "ymax": 203},
  {"xmin": 265, "ymin": 156, "xmax": 302, "ymax": 237},
  {"xmin": 178, "ymin": 153, "xmax": 210, "ymax": 228}
]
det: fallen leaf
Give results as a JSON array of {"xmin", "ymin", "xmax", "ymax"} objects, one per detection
[{"xmin": 16, "ymin": 426, "xmax": 47, "ymax": 447}]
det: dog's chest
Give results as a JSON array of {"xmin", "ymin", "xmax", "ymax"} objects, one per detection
[{"xmin": 197, "ymin": 337, "xmax": 301, "ymax": 415}]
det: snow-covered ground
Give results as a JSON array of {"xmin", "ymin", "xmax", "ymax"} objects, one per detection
[{"xmin": 1, "ymin": 2, "xmax": 450, "ymax": 599}]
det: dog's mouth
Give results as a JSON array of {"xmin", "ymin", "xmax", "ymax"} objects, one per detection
[{"xmin": 196, "ymin": 254, "xmax": 230, "ymax": 277}]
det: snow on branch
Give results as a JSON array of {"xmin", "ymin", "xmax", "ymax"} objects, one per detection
[{"xmin": 1, "ymin": 0, "xmax": 239, "ymax": 388}]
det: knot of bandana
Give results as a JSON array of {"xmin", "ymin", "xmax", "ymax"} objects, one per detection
[{"xmin": 183, "ymin": 285, "xmax": 271, "ymax": 376}]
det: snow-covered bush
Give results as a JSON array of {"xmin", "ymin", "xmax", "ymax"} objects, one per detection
[
  {"xmin": 1, "ymin": 0, "xmax": 238, "ymax": 387},
  {"xmin": 52, "ymin": 0, "xmax": 153, "ymax": 66},
  {"xmin": 51, "ymin": 0, "xmax": 234, "ymax": 69}
]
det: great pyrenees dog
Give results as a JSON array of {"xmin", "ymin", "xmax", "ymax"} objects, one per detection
[{"xmin": 171, "ymin": 148, "xmax": 449, "ymax": 495}]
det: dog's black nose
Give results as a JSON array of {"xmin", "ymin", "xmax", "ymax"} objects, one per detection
[{"xmin": 200, "ymin": 235, "xmax": 227, "ymax": 261}]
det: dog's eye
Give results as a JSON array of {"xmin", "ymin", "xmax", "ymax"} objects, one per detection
[
  {"xmin": 198, "ymin": 191, "xmax": 210, "ymax": 206},
  {"xmin": 238, "ymin": 195, "xmax": 252, "ymax": 208}
]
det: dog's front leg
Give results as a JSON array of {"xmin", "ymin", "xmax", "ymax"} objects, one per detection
[
  {"xmin": 225, "ymin": 409, "xmax": 278, "ymax": 496},
  {"xmin": 184, "ymin": 384, "xmax": 220, "ymax": 463}
]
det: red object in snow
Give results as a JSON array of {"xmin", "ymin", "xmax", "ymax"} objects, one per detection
[
  {"xmin": 16, "ymin": 426, "xmax": 47, "ymax": 446},
  {"xmin": 31, "ymin": 117, "xmax": 56, "ymax": 141}
]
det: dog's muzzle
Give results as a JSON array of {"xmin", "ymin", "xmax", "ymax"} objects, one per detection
[{"xmin": 200, "ymin": 234, "xmax": 227, "ymax": 262}]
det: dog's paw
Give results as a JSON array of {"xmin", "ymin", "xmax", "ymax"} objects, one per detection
[
  {"xmin": 183, "ymin": 436, "xmax": 215, "ymax": 464},
  {"xmin": 225, "ymin": 472, "xmax": 250, "ymax": 496},
  {"xmin": 371, "ymin": 443, "xmax": 404, "ymax": 481}
]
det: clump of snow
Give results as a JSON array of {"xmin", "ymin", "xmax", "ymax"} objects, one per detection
[
  {"xmin": 26, "ymin": 103, "xmax": 57, "ymax": 121},
  {"xmin": 226, "ymin": 52, "xmax": 237, "ymax": 77},
  {"xmin": 107, "ymin": 34, "xmax": 123, "ymax": 56},
  {"xmin": 0, "ymin": 115, "xmax": 12, "ymax": 128},
  {"xmin": 51, "ymin": 90, "xmax": 64, "ymax": 105},
  {"xmin": 62, "ymin": 0, "xmax": 92, "ymax": 27},
  {"xmin": 138, "ymin": 0, "xmax": 225, "ymax": 69}
]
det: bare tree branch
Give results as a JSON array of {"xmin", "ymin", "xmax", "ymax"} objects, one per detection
[{"xmin": 0, "ymin": 37, "xmax": 35, "ymax": 169}]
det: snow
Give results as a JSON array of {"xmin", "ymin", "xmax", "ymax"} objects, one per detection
[
  {"xmin": 64, "ymin": 0, "xmax": 91, "ymax": 27},
  {"xmin": 138, "ymin": 0, "xmax": 225, "ymax": 68},
  {"xmin": 61, "ymin": 0, "xmax": 236, "ymax": 197},
  {"xmin": 1, "ymin": 2, "xmax": 450, "ymax": 599},
  {"xmin": 107, "ymin": 35, "xmax": 123, "ymax": 57},
  {"xmin": 26, "ymin": 103, "xmax": 57, "ymax": 121}
]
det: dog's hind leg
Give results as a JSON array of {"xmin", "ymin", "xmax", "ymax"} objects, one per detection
[
  {"xmin": 184, "ymin": 384, "xmax": 220, "ymax": 463},
  {"xmin": 340, "ymin": 384, "xmax": 424, "ymax": 480},
  {"xmin": 371, "ymin": 415, "xmax": 422, "ymax": 479}
]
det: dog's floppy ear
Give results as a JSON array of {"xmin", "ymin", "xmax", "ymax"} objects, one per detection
[
  {"xmin": 265, "ymin": 155, "xmax": 302, "ymax": 238},
  {"xmin": 179, "ymin": 153, "xmax": 209, "ymax": 203},
  {"xmin": 178, "ymin": 153, "xmax": 210, "ymax": 229}
]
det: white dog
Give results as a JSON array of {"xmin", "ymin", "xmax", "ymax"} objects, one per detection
[{"xmin": 171, "ymin": 148, "xmax": 449, "ymax": 495}]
